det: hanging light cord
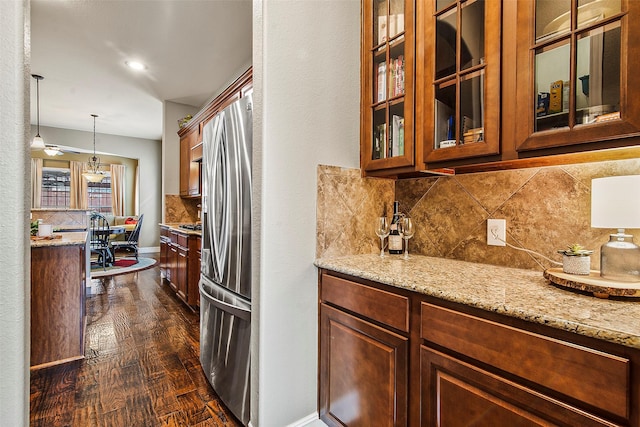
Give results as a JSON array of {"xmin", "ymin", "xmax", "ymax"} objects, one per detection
[
  {"xmin": 36, "ymin": 78, "xmax": 40, "ymax": 136},
  {"xmin": 89, "ymin": 114, "xmax": 100, "ymax": 170}
]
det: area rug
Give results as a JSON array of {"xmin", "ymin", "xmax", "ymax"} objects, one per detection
[{"xmin": 90, "ymin": 257, "xmax": 157, "ymax": 278}]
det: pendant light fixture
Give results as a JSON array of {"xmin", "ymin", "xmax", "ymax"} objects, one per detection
[
  {"xmin": 82, "ymin": 114, "xmax": 105, "ymax": 183},
  {"xmin": 31, "ymin": 74, "xmax": 46, "ymax": 149}
]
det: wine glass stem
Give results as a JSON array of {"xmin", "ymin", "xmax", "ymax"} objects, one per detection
[
  {"xmin": 380, "ymin": 237, "xmax": 385, "ymax": 257},
  {"xmin": 403, "ymin": 238, "xmax": 409, "ymax": 259}
]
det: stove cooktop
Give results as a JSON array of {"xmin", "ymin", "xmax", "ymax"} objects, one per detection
[{"xmin": 179, "ymin": 224, "xmax": 202, "ymax": 231}]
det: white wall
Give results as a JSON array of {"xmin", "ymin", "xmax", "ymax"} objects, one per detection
[
  {"xmin": 33, "ymin": 125, "xmax": 162, "ymax": 248},
  {"xmin": 252, "ymin": 1, "xmax": 360, "ymax": 425},
  {"xmin": 0, "ymin": 1, "xmax": 30, "ymax": 425}
]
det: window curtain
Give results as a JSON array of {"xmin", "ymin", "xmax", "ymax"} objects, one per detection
[
  {"xmin": 134, "ymin": 165, "xmax": 140, "ymax": 215},
  {"xmin": 31, "ymin": 158, "xmax": 43, "ymax": 209},
  {"xmin": 110, "ymin": 164, "xmax": 125, "ymax": 216},
  {"xmin": 70, "ymin": 161, "xmax": 88, "ymax": 209}
]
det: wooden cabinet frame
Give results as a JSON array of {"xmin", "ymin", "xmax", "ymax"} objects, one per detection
[{"xmin": 512, "ymin": 0, "xmax": 640, "ymax": 153}]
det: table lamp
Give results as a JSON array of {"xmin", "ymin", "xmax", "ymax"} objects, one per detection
[{"xmin": 591, "ymin": 175, "xmax": 640, "ymax": 282}]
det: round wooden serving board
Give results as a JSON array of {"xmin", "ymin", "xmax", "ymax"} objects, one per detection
[{"xmin": 544, "ymin": 268, "xmax": 640, "ymax": 299}]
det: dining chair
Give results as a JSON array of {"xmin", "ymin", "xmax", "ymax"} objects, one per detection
[
  {"xmin": 111, "ymin": 214, "xmax": 144, "ymax": 261},
  {"xmin": 90, "ymin": 212, "xmax": 113, "ymax": 270}
]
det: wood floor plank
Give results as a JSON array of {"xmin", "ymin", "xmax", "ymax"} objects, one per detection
[{"xmin": 30, "ymin": 256, "xmax": 241, "ymax": 426}]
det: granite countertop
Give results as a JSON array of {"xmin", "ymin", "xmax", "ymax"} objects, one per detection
[
  {"xmin": 30, "ymin": 232, "xmax": 88, "ymax": 248},
  {"xmin": 315, "ymin": 254, "xmax": 640, "ymax": 350},
  {"xmin": 159, "ymin": 223, "xmax": 202, "ymax": 236}
]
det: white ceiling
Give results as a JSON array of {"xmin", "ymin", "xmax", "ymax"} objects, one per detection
[{"xmin": 30, "ymin": 0, "xmax": 252, "ymax": 141}]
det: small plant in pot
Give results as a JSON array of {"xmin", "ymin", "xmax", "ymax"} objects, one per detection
[{"xmin": 558, "ymin": 243, "xmax": 593, "ymax": 275}]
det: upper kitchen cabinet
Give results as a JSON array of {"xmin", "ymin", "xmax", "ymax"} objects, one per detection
[
  {"xmin": 513, "ymin": 0, "xmax": 640, "ymax": 152},
  {"xmin": 418, "ymin": 0, "xmax": 502, "ymax": 164},
  {"xmin": 178, "ymin": 67, "xmax": 252, "ymax": 197},
  {"xmin": 361, "ymin": 0, "xmax": 417, "ymax": 175}
]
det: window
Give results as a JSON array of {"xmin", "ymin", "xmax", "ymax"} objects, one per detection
[
  {"xmin": 41, "ymin": 167, "xmax": 71, "ymax": 208},
  {"xmin": 88, "ymin": 173, "xmax": 112, "ymax": 214},
  {"xmin": 40, "ymin": 166, "xmax": 112, "ymax": 213}
]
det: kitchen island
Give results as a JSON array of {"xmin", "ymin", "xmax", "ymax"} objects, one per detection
[
  {"xmin": 31, "ymin": 232, "xmax": 88, "ymax": 369},
  {"xmin": 316, "ymin": 254, "xmax": 640, "ymax": 426}
]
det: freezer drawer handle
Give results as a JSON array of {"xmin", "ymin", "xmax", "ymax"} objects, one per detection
[{"xmin": 199, "ymin": 281, "xmax": 251, "ymax": 321}]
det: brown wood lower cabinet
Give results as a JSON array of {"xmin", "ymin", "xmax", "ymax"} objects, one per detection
[
  {"xmin": 319, "ymin": 304, "xmax": 408, "ymax": 426},
  {"xmin": 319, "ymin": 273, "xmax": 409, "ymax": 426},
  {"xmin": 318, "ymin": 269, "xmax": 640, "ymax": 427},
  {"xmin": 159, "ymin": 226, "xmax": 201, "ymax": 310},
  {"xmin": 31, "ymin": 241, "xmax": 87, "ymax": 369}
]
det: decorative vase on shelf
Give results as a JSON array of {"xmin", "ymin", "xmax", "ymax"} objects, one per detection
[{"xmin": 558, "ymin": 244, "xmax": 593, "ymax": 275}]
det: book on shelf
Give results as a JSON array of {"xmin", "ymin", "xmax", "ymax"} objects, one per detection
[
  {"xmin": 388, "ymin": 56, "xmax": 405, "ymax": 98},
  {"xmin": 373, "ymin": 123, "xmax": 387, "ymax": 160},
  {"xmin": 391, "ymin": 115, "xmax": 404, "ymax": 157},
  {"xmin": 377, "ymin": 62, "xmax": 386, "ymax": 103}
]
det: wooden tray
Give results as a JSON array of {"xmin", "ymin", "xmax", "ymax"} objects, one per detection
[
  {"xmin": 544, "ymin": 268, "xmax": 640, "ymax": 299},
  {"xmin": 30, "ymin": 234, "xmax": 62, "ymax": 241}
]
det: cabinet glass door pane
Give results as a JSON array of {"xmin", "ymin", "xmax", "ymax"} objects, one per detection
[
  {"xmin": 389, "ymin": 0, "xmax": 405, "ymax": 38},
  {"xmin": 436, "ymin": 8, "xmax": 458, "ymax": 80},
  {"xmin": 534, "ymin": 41, "xmax": 570, "ymax": 132},
  {"xmin": 374, "ymin": 52, "xmax": 387, "ymax": 103},
  {"xmin": 435, "ymin": 82, "xmax": 456, "ymax": 149},
  {"xmin": 436, "ymin": 0, "xmax": 456, "ymax": 12},
  {"xmin": 389, "ymin": 42, "xmax": 405, "ymax": 98},
  {"xmin": 460, "ymin": 72, "xmax": 484, "ymax": 144},
  {"xmin": 374, "ymin": 0, "xmax": 389, "ymax": 46},
  {"xmin": 575, "ymin": 22, "xmax": 621, "ymax": 125},
  {"xmin": 373, "ymin": 108, "xmax": 387, "ymax": 160},
  {"xmin": 389, "ymin": 102, "xmax": 405, "ymax": 157},
  {"xmin": 536, "ymin": 0, "xmax": 571, "ymax": 42},
  {"xmin": 461, "ymin": 0, "xmax": 485, "ymax": 71},
  {"xmin": 577, "ymin": 0, "xmax": 621, "ymax": 30}
]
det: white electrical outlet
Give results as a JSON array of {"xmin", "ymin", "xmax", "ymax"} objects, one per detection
[{"xmin": 487, "ymin": 219, "xmax": 506, "ymax": 246}]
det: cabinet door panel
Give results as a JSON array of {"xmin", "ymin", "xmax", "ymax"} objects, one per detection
[
  {"xmin": 421, "ymin": 302, "xmax": 630, "ymax": 419},
  {"xmin": 514, "ymin": 0, "xmax": 640, "ymax": 152},
  {"xmin": 320, "ymin": 304, "xmax": 408, "ymax": 427},
  {"xmin": 422, "ymin": 346, "xmax": 619, "ymax": 427}
]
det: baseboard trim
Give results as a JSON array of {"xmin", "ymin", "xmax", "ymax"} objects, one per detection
[{"xmin": 286, "ymin": 412, "xmax": 327, "ymax": 427}]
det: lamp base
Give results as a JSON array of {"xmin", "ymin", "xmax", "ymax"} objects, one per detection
[{"xmin": 600, "ymin": 233, "xmax": 640, "ymax": 282}]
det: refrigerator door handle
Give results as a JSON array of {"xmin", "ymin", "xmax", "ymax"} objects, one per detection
[{"xmin": 199, "ymin": 282, "xmax": 251, "ymax": 321}]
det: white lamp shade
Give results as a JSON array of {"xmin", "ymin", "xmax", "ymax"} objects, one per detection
[
  {"xmin": 591, "ymin": 175, "xmax": 640, "ymax": 229},
  {"xmin": 31, "ymin": 135, "xmax": 45, "ymax": 149}
]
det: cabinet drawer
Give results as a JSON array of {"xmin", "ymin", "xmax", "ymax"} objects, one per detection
[
  {"xmin": 321, "ymin": 274, "xmax": 409, "ymax": 333},
  {"xmin": 421, "ymin": 302, "xmax": 630, "ymax": 419},
  {"xmin": 177, "ymin": 233, "xmax": 188, "ymax": 248}
]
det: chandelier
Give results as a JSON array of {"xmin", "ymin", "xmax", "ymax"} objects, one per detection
[{"xmin": 82, "ymin": 114, "xmax": 105, "ymax": 182}]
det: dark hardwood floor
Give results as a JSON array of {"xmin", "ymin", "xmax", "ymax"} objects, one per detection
[{"xmin": 30, "ymin": 256, "xmax": 241, "ymax": 427}]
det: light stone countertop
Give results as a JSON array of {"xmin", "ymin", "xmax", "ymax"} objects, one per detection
[
  {"xmin": 30, "ymin": 232, "xmax": 88, "ymax": 248},
  {"xmin": 159, "ymin": 223, "xmax": 202, "ymax": 236},
  {"xmin": 315, "ymin": 254, "xmax": 640, "ymax": 350}
]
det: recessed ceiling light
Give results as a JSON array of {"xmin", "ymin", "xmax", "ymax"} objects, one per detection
[{"xmin": 125, "ymin": 60, "xmax": 146, "ymax": 71}]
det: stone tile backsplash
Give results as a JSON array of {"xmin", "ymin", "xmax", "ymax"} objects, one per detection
[{"xmin": 316, "ymin": 159, "xmax": 640, "ymax": 272}]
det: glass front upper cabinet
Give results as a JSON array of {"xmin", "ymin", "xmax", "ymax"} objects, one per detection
[
  {"xmin": 516, "ymin": 0, "xmax": 640, "ymax": 152},
  {"xmin": 421, "ymin": 0, "xmax": 501, "ymax": 164},
  {"xmin": 362, "ymin": 0, "xmax": 415, "ymax": 173}
]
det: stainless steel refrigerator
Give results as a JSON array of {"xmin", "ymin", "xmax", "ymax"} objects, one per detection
[{"xmin": 199, "ymin": 93, "xmax": 252, "ymax": 426}]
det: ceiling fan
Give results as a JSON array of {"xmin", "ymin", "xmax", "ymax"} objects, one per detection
[
  {"xmin": 42, "ymin": 145, "xmax": 83, "ymax": 157},
  {"xmin": 43, "ymin": 145, "xmax": 64, "ymax": 156}
]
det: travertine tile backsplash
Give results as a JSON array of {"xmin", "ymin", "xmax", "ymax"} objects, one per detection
[
  {"xmin": 316, "ymin": 159, "xmax": 640, "ymax": 272},
  {"xmin": 165, "ymin": 195, "xmax": 200, "ymax": 224}
]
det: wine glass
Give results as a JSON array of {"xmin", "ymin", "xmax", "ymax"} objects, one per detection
[
  {"xmin": 400, "ymin": 217, "xmax": 415, "ymax": 260},
  {"xmin": 375, "ymin": 217, "xmax": 390, "ymax": 257}
]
